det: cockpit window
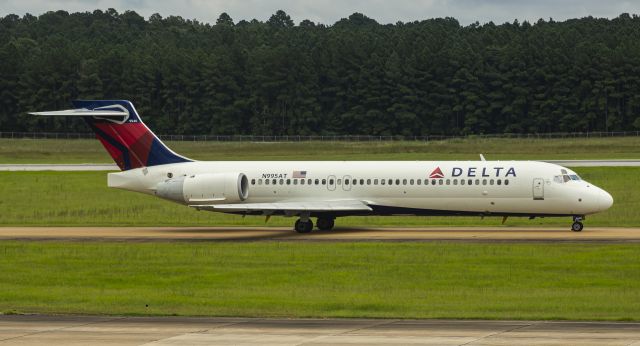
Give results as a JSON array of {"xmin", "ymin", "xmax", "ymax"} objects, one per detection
[{"xmin": 555, "ymin": 172, "xmax": 582, "ymax": 183}]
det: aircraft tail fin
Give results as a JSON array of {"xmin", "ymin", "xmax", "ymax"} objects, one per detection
[{"xmin": 30, "ymin": 100, "xmax": 192, "ymax": 170}]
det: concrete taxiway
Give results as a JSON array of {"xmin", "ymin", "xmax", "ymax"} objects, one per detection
[
  {"xmin": 1, "ymin": 226, "xmax": 640, "ymax": 242},
  {"xmin": 0, "ymin": 315, "xmax": 639, "ymax": 345}
]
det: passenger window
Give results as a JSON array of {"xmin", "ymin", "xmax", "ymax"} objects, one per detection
[
  {"xmin": 301, "ymin": 179, "xmax": 305, "ymax": 185},
  {"xmin": 251, "ymin": 179, "xmax": 255, "ymax": 185},
  {"xmin": 366, "ymin": 179, "xmax": 371, "ymax": 185},
  {"xmin": 374, "ymin": 179, "xmax": 378, "ymax": 185},
  {"xmin": 258, "ymin": 179, "xmax": 263, "ymax": 185},
  {"xmin": 389, "ymin": 179, "xmax": 393, "ymax": 185},
  {"xmin": 322, "ymin": 179, "xmax": 326, "ymax": 185},
  {"xmin": 505, "ymin": 179, "xmax": 509, "ymax": 185},
  {"xmin": 345, "ymin": 179, "xmax": 350, "ymax": 185},
  {"xmin": 337, "ymin": 179, "xmax": 341, "ymax": 185},
  {"xmin": 307, "ymin": 179, "xmax": 312, "ymax": 185},
  {"xmin": 453, "ymin": 179, "xmax": 458, "ymax": 185},
  {"xmin": 403, "ymin": 179, "xmax": 407, "ymax": 185},
  {"xmin": 381, "ymin": 179, "xmax": 386, "ymax": 185},
  {"xmin": 294, "ymin": 179, "xmax": 298, "ymax": 185},
  {"xmin": 497, "ymin": 179, "xmax": 502, "ymax": 185},
  {"xmin": 439, "ymin": 179, "xmax": 443, "ymax": 185},
  {"xmin": 409, "ymin": 179, "xmax": 414, "ymax": 185},
  {"xmin": 431, "ymin": 179, "xmax": 436, "ymax": 185},
  {"xmin": 446, "ymin": 179, "xmax": 450, "ymax": 185},
  {"xmin": 396, "ymin": 179, "xmax": 400, "ymax": 185},
  {"xmin": 353, "ymin": 179, "xmax": 357, "ymax": 185},
  {"xmin": 265, "ymin": 179, "xmax": 270, "ymax": 185},
  {"xmin": 286, "ymin": 179, "xmax": 291, "ymax": 185},
  {"xmin": 272, "ymin": 179, "xmax": 277, "ymax": 185},
  {"xmin": 417, "ymin": 179, "xmax": 421, "ymax": 185},
  {"xmin": 482, "ymin": 179, "xmax": 487, "ymax": 185},
  {"xmin": 461, "ymin": 179, "xmax": 465, "ymax": 185},
  {"xmin": 315, "ymin": 179, "xmax": 320, "ymax": 185},
  {"xmin": 329, "ymin": 179, "xmax": 334, "ymax": 185},
  {"xmin": 475, "ymin": 179, "xmax": 480, "ymax": 185},
  {"xmin": 360, "ymin": 179, "xmax": 365, "ymax": 185},
  {"xmin": 490, "ymin": 179, "xmax": 494, "ymax": 185},
  {"xmin": 468, "ymin": 179, "xmax": 472, "ymax": 185}
]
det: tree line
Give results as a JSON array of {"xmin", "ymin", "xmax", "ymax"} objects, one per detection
[{"xmin": 1, "ymin": 9, "xmax": 640, "ymax": 136}]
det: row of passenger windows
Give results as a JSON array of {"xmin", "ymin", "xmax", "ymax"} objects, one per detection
[{"xmin": 251, "ymin": 178, "xmax": 510, "ymax": 186}]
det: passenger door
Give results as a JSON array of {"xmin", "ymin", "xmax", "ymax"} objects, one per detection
[{"xmin": 532, "ymin": 178, "xmax": 544, "ymax": 200}]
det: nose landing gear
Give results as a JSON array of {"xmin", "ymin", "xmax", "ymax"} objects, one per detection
[{"xmin": 571, "ymin": 216, "xmax": 584, "ymax": 232}]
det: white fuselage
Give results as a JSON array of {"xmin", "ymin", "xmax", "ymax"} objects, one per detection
[{"xmin": 108, "ymin": 160, "xmax": 613, "ymax": 217}]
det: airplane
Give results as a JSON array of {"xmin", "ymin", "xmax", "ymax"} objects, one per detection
[{"xmin": 30, "ymin": 100, "xmax": 613, "ymax": 233}]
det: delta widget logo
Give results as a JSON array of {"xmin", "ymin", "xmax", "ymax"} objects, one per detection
[{"xmin": 429, "ymin": 167, "xmax": 444, "ymax": 178}]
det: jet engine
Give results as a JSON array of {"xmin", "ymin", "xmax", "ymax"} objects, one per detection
[{"xmin": 155, "ymin": 172, "xmax": 249, "ymax": 204}]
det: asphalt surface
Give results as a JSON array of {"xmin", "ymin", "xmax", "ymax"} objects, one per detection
[
  {"xmin": 0, "ymin": 315, "xmax": 639, "ymax": 345},
  {"xmin": 1, "ymin": 160, "xmax": 640, "ymax": 171},
  {"xmin": 1, "ymin": 226, "xmax": 639, "ymax": 242}
]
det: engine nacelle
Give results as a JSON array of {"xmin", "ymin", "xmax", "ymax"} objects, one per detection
[{"xmin": 155, "ymin": 172, "xmax": 249, "ymax": 204}]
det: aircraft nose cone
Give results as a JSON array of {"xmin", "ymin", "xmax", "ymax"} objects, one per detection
[{"xmin": 600, "ymin": 190, "xmax": 614, "ymax": 211}]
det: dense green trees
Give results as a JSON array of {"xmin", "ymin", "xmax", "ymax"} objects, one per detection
[{"xmin": 1, "ymin": 10, "xmax": 640, "ymax": 135}]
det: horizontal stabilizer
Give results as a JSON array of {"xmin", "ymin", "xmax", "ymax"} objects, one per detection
[{"xmin": 29, "ymin": 108, "xmax": 128, "ymax": 117}]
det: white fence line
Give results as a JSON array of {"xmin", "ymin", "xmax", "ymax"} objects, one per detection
[{"xmin": 1, "ymin": 131, "xmax": 639, "ymax": 142}]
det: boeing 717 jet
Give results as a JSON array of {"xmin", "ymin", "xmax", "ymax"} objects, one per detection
[{"xmin": 31, "ymin": 100, "xmax": 614, "ymax": 233}]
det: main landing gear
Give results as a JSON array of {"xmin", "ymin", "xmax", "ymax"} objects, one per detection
[
  {"xmin": 571, "ymin": 216, "xmax": 584, "ymax": 232},
  {"xmin": 316, "ymin": 217, "xmax": 335, "ymax": 231},
  {"xmin": 294, "ymin": 219, "xmax": 313, "ymax": 233},
  {"xmin": 294, "ymin": 217, "xmax": 335, "ymax": 233}
]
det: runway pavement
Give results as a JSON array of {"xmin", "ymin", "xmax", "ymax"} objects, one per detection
[
  {"xmin": 0, "ymin": 315, "xmax": 639, "ymax": 345},
  {"xmin": 1, "ymin": 226, "xmax": 640, "ymax": 242},
  {"xmin": 1, "ymin": 160, "xmax": 640, "ymax": 171}
]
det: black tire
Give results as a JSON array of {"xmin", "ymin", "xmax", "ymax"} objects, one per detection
[
  {"xmin": 295, "ymin": 219, "xmax": 313, "ymax": 233},
  {"xmin": 571, "ymin": 221, "xmax": 584, "ymax": 232},
  {"xmin": 316, "ymin": 218, "xmax": 335, "ymax": 231}
]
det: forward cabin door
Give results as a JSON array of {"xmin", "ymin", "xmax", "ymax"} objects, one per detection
[{"xmin": 532, "ymin": 178, "xmax": 544, "ymax": 200}]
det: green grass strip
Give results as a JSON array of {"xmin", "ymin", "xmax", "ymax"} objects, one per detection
[{"xmin": 0, "ymin": 241, "xmax": 638, "ymax": 320}]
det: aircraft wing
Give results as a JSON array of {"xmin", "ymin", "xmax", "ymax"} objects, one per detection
[{"xmin": 190, "ymin": 200, "xmax": 372, "ymax": 216}]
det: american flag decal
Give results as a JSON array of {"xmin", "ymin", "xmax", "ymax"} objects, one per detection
[{"xmin": 293, "ymin": 170, "xmax": 307, "ymax": 178}]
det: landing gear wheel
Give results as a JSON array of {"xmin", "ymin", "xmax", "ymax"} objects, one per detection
[
  {"xmin": 316, "ymin": 218, "xmax": 335, "ymax": 231},
  {"xmin": 294, "ymin": 219, "xmax": 313, "ymax": 233},
  {"xmin": 571, "ymin": 221, "xmax": 584, "ymax": 232}
]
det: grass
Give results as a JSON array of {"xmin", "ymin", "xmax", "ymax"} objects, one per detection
[
  {"xmin": 0, "ymin": 167, "xmax": 635, "ymax": 227},
  {"xmin": 2, "ymin": 136, "xmax": 640, "ymax": 163},
  {"xmin": 0, "ymin": 241, "xmax": 638, "ymax": 320}
]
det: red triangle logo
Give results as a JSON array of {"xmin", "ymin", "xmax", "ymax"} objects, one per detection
[{"xmin": 429, "ymin": 167, "xmax": 444, "ymax": 179}]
